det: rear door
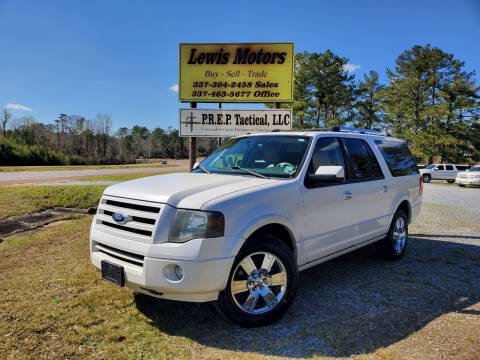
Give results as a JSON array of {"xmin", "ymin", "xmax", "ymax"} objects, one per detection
[
  {"xmin": 445, "ymin": 164, "xmax": 456, "ymax": 180},
  {"xmin": 433, "ymin": 164, "xmax": 445, "ymax": 179}
]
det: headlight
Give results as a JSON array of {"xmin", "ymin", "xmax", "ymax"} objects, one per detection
[{"xmin": 168, "ymin": 209, "xmax": 224, "ymax": 243}]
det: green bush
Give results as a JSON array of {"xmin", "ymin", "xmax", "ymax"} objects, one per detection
[{"xmin": 0, "ymin": 137, "xmax": 88, "ymax": 166}]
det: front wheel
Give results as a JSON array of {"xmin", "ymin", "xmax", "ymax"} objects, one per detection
[
  {"xmin": 377, "ymin": 210, "xmax": 408, "ymax": 260},
  {"xmin": 422, "ymin": 174, "xmax": 431, "ymax": 183},
  {"xmin": 215, "ymin": 234, "xmax": 297, "ymax": 327},
  {"xmin": 458, "ymin": 184, "xmax": 466, "ymax": 187}
]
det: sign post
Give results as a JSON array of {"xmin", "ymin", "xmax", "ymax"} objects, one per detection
[{"xmin": 188, "ymin": 102, "xmax": 197, "ymax": 172}]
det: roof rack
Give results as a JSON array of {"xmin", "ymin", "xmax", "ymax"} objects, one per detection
[
  {"xmin": 306, "ymin": 126, "xmax": 390, "ymax": 136},
  {"xmin": 269, "ymin": 126, "xmax": 390, "ymax": 136}
]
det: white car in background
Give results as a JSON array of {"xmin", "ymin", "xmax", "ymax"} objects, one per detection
[
  {"xmin": 456, "ymin": 166, "xmax": 480, "ymax": 187},
  {"xmin": 420, "ymin": 164, "xmax": 470, "ymax": 183}
]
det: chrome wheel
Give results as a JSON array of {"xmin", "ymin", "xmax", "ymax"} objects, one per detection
[
  {"xmin": 230, "ymin": 251, "xmax": 287, "ymax": 315},
  {"xmin": 393, "ymin": 217, "xmax": 407, "ymax": 255}
]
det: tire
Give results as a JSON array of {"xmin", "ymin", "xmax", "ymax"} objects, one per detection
[
  {"xmin": 377, "ymin": 210, "xmax": 408, "ymax": 260},
  {"xmin": 215, "ymin": 234, "xmax": 297, "ymax": 327},
  {"xmin": 447, "ymin": 180, "xmax": 455, "ymax": 183},
  {"xmin": 422, "ymin": 174, "xmax": 431, "ymax": 183},
  {"xmin": 458, "ymin": 184, "xmax": 466, "ymax": 187}
]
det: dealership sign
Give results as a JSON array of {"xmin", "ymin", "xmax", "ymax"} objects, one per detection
[
  {"xmin": 179, "ymin": 43, "xmax": 294, "ymax": 103},
  {"xmin": 179, "ymin": 109, "xmax": 292, "ymax": 137}
]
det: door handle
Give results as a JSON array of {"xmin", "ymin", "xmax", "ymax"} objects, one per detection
[
  {"xmin": 343, "ymin": 191, "xmax": 352, "ymax": 200},
  {"xmin": 382, "ymin": 185, "xmax": 389, "ymax": 193}
]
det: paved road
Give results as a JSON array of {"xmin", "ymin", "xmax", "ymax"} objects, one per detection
[
  {"xmin": 422, "ymin": 182, "xmax": 480, "ymax": 214},
  {"xmin": 0, "ymin": 163, "xmax": 188, "ymax": 185}
]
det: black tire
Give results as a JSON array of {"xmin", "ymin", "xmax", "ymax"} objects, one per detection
[
  {"xmin": 215, "ymin": 234, "xmax": 297, "ymax": 327},
  {"xmin": 422, "ymin": 174, "xmax": 431, "ymax": 183},
  {"xmin": 447, "ymin": 180, "xmax": 455, "ymax": 183},
  {"xmin": 377, "ymin": 210, "xmax": 408, "ymax": 260},
  {"xmin": 458, "ymin": 184, "xmax": 466, "ymax": 187}
]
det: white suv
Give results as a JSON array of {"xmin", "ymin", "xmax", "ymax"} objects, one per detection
[
  {"xmin": 420, "ymin": 164, "xmax": 470, "ymax": 183},
  {"xmin": 90, "ymin": 127, "xmax": 422, "ymax": 326}
]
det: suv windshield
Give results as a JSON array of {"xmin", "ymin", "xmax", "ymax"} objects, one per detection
[
  {"xmin": 198, "ymin": 135, "xmax": 310, "ymax": 178},
  {"xmin": 426, "ymin": 164, "xmax": 436, "ymax": 169},
  {"xmin": 468, "ymin": 167, "xmax": 480, "ymax": 172}
]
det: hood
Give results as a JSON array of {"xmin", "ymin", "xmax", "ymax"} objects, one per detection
[{"xmin": 103, "ymin": 172, "xmax": 278, "ymax": 209}]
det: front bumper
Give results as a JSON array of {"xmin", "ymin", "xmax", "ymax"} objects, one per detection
[{"xmin": 90, "ymin": 226, "xmax": 237, "ymax": 302}]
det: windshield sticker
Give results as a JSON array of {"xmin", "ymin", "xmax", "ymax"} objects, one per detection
[{"xmin": 284, "ymin": 166, "xmax": 294, "ymax": 174}]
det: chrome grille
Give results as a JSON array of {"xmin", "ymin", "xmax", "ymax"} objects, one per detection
[{"xmin": 96, "ymin": 195, "xmax": 162, "ymax": 243}]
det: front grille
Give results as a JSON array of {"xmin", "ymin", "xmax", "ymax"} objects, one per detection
[
  {"xmin": 105, "ymin": 199, "xmax": 160, "ymax": 213},
  {"xmin": 94, "ymin": 242, "xmax": 144, "ymax": 266},
  {"xmin": 96, "ymin": 195, "xmax": 162, "ymax": 242}
]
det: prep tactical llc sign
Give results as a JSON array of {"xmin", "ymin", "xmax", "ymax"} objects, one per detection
[
  {"xmin": 179, "ymin": 109, "xmax": 292, "ymax": 137},
  {"xmin": 179, "ymin": 43, "xmax": 293, "ymax": 103}
]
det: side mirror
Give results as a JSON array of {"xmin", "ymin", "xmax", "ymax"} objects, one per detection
[
  {"xmin": 308, "ymin": 165, "xmax": 345, "ymax": 183},
  {"xmin": 192, "ymin": 162, "xmax": 200, "ymax": 170}
]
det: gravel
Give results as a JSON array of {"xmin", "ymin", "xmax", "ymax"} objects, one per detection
[{"xmin": 422, "ymin": 182, "xmax": 480, "ymax": 214}]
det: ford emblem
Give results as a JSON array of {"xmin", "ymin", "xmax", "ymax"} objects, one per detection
[{"xmin": 112, "ymin": 212, "xmax": 129, "ymax": 224}]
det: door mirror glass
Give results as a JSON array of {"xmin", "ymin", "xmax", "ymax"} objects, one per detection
[
  {"xmin": 193, "ymin": 162, "xmax": 200, "ymax": 170},
  {"xmin": 309, "ymin": 165, "xmax": 345, "ymax": 183}
]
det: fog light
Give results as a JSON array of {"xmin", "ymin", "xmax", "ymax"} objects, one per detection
[{"xmin": 174, "ymin": 265, "xmax": 184, "ymax": 280}]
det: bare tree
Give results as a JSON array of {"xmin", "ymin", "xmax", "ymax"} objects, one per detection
[
  {"xmin": 2, "ymin": 108, "xmax": 12, "ymax": 137},
  {"xmin": 94, "ymin": 113, "xmax": 112, "ymax": 158}
]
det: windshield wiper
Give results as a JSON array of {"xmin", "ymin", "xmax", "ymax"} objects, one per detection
[
  {"xmin": 198, "ymin": 165, "xmax": 212, "ymax": 174},
  {"xmin": 231, "ymin": 166, "xmax": 267, "ymax": 179}
]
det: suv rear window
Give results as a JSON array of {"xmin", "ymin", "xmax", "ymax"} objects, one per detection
[{"xmin": 374, "ymin": 140, "xmax": 419, "ymax": 177}]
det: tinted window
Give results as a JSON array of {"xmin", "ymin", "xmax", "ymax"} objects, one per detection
[
  {"xmin": 468, "ymin": 167, "xmax": 480, "ymax": 172},
  {"xmin": 436, "ymin": 165, "xmax": 444, "ymax": 170},
  {"xmin": 375, "ymin": 140, "xmax": 419, "ymax": 177},
  {"xmin": 457, "ymin": 165, "xmax": 470, "ymax": 171},
  {"xmin": 309, "ymin": 138, "xmax": 345, "ymax": 172},
  {"xmin": 364, "ymin": 142, "xmax": 383, "ymax": 178},
  {"xmin": 446, "ymin": 165, "xmax": 454, "ymax": 170},
  {"xmin": 343, "ymin": 138, "xmax": 373, "ymax": 179}
]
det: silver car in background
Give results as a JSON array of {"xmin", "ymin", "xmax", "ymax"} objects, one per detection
[{"xmin": 456, "ymin": 166, "xmax": 480, "ymax": 187}]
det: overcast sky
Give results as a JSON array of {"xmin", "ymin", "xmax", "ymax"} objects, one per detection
[{"xmin": 1, "ymin": 0, "xmax": 479, "ymax": 130}]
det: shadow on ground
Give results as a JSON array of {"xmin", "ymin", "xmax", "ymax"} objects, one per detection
[{"xmin": 134, "ymin": 235, "xmax": 480, "ymax": 358}]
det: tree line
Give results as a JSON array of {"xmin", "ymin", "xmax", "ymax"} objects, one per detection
[
  {"xmin": 278, "ymin": 44, "xmax": 480, "ymax": 163},
  {"xmin": 0, "ymin": 112, "xmax": 217, "ymax": 165},
  {"xmin": 1, "ymin": 44, "xmax": 479, "ymax": 166}
]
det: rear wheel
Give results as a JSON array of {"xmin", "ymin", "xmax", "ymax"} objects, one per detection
[
  {"xmin": 447, "ymin": 179, "xmax": 455, "ymax": 183},
  {"xmin": 377, "ymin": 210, "xmax": 408, "ymax": 260},
  {"xmin": 458, "ymin": 184, "xmax": 466, "ymax": 187},
  {"xmin": 422, "ymin": 174, "xmax": 431, "ymax": 183},
  {"xmin": 216, "ymin": 234, "xmax": 297, "ymax": 327}
]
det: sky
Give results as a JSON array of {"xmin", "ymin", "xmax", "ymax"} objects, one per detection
[{"xmin": 1, "ymin": 0, "xmax": 479, "ymax": 131}]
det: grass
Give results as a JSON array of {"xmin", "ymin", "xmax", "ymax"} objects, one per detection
[
  {"xmin": 0, "ymin": 164, "xmax": 176, "ymax": 172},
  {"xmin": 0, "ymin": 185, "xmax": 107, "ymax": 220},
  {"xmin": 0, "ymin": 200, "xmax": 479, "ymax": 359},
  {"xmin": 76, "ymin": 170, "xmax": 184, "ymax": 182}
]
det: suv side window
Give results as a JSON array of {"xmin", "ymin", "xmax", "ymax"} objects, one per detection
[
  {"xmin": 374, "ymin": 140, "xmax": 419, "ymax": 177},
  {"xmin": 436, "ymin": 165, "xmax": 444, "ymax": 170},
  {"xmin": 305, "ymin": 137, "xmax": 345, "ymax": 188},
  {"xmin": 446, "ymin": 165, "xmax": 454, "ymax": 170},
  {"xmin": 342, "ymin": 138, "xmax": 383, "ymax": 181}
]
